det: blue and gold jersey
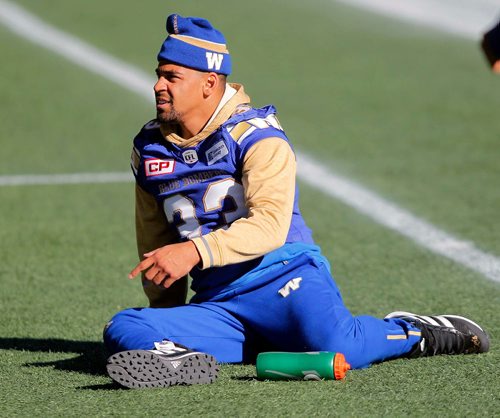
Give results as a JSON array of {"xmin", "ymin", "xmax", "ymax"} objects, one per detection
[{"xmin": 132, "ymin": 105, "xmax": 314, "ymax": 298}]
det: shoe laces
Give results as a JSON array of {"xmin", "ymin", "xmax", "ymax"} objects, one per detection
[{"xmin": 419, "ymin": 323, "xmax": 467, "ymax": 356}]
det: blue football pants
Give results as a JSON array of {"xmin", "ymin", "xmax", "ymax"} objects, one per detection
[{"xmin": 104, "ymin": 255, "xmax": 420, "ymax": 369}]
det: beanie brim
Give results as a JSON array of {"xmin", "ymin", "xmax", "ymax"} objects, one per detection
[{"xmin": 157, "ymin": 36, "xmax": 231, "ymax": 75}]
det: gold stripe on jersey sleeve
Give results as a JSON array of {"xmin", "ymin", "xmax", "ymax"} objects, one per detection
[
  {"xmin": 386, "ymin": 334, "xmax": 408, "ymax": 340},
  {"xmin": 229, "ymin": 121, "xmax": 253, "ymax": 142}
]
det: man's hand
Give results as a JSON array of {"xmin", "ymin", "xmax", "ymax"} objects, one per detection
[{"xmin": 129, "ymin": 241, "xmax": 201, "ymax": 288}]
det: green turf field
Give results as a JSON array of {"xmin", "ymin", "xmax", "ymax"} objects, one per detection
[{"xmin": 1, "ymin": 0, "xmax": 499, "ymax": 416}]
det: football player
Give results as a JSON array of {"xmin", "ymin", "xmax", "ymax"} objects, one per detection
[
  {"xmin": 103, "ymin": 14, "xmax": 490, "ymax": 388},
  {"xmin": 481, "ymin": 19, "xmax": 500, "ymax": 73}
]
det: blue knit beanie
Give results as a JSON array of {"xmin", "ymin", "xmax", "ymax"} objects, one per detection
[{"xmin": 157, "ymin": 14, "xmax": 231, "ymax": 75}]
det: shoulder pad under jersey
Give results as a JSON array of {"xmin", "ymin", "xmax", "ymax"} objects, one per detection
[
  {"xmin": 130, "ymin": 120, "xmax": 162, "ymax": 176},
  {"xmin": 225, "ymin": 105, "xmax": 285, "ymax": 145},
  {"xmin": 142, "ymin": 119, "xmax": 161, "ymax": 131}
]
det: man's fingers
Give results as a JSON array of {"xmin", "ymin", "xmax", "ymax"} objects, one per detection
[
  {"xmin": 153, "ymin": 271, "xmax": 168, "ymax": 286},
  {"xmin": 143, "ymin": 249, "xmax": 158, "ymax": 257},
  {"xmin": 161, "ymin": 276, "xmax": 177, "ymax": 289},
  {"xmin": 145, "ymin": 266, "xmax": 161, "ymax": 281},
  {"xmin": 129, "ymin": 257, "xmax": 155, "ymax": 279}
]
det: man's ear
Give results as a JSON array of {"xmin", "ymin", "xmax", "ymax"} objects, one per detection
[{"xmin": 202, "ymin": 72, "xmax": 221, "ymax": 97}]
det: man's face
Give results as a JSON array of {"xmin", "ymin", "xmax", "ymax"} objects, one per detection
[{"xmin": 154, "ymin": 62, "xmax": 207, "ymax": 125}]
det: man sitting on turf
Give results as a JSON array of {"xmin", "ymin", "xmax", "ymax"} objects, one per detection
[{"xmin": 103, "ymin": 14, "xmax": 490, "ymax": 388}]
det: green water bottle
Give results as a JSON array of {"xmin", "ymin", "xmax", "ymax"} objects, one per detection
[{"xmin": 256, "ymin": 351, "xmax": 351, "ymax": 381}]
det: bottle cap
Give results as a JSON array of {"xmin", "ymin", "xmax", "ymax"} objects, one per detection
[{"xmin": 333, "ymin": 352, "xmax": 351, "ymax": 380}]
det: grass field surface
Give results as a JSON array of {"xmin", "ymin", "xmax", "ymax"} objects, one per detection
[{"xmin": 1, "ymin": 0, "xmax": 499, "ymax": 416}]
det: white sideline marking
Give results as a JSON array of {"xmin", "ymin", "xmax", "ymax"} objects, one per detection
[
  {"xmin": 336, "ymin": 0, "xmax": 500, "ymax": 39},
  {"xmin": 297, "ymin": 155, "xmax": 500, "ymax": 283},
  {"xmin": 1, "ymin": 0, "xmax": 500, "ymax": 283},
  {"xmin": 0, "ymin": 172, "xmax": 132, "ymax": 186},
  {"xmin": 0, "ymin": 0, "xmax": 153, "ymax": 102}
]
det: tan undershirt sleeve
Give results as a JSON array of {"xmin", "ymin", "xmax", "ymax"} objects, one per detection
[
  {"xmin": 191, "ymin": 137, "xmax": 296, "ymax": 268},
  {"xmin": 135, "ymin": 184, "xmax": 187, "ymax": 307}
]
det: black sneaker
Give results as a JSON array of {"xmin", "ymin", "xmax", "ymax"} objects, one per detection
[
  {"xmin": 385, "ymin": 311, "xmax": 490, "ymax": 358},
  {"xmin": 106, "ymin": 340, "xmax": 219, "ymax": 389}
]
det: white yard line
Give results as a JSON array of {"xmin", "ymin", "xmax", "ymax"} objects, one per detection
[
  {"xmin": 0, "ymin": 172, "xmax": 132, "ymax": 186},
  {"xmin": 298, "ymin": 155, "xmax": 500, "ymax": 283},
  {"xmin": 1, "ymin": 0, "xmax": 500, "ymax": 283},
  {"xmin": 336, "ymin": 0, "xmax": 500, "ymax": 39},
  {"xmin": 0, "ymin": 0, "xmax": 153, "ymax": 101}
]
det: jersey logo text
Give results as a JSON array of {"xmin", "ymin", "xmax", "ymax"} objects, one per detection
[
  {"xmin": 182, "ymin": 149, "xmax": 198, "ymax": 164},
  {"xmin": 206, "ymin": 52, "xmax": 224, "ymax": 71},
  {"xmin": 206, "ymin": 141, "xmax": 229, "ymax": 165},
  {"xmin": 278, "ymin": 277, "xmax": 302, "ymax": 297},
  {"xmin": 145, "ymin": 159, "xmax": 175, "ymax": 177}
]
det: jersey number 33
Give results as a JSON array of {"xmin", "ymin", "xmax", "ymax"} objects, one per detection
[{"xmin": 162, "ymin": 178, "xmax": 247, "ymax": 239}]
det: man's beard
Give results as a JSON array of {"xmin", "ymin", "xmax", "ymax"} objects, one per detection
[{"xmin": 156, "ymin": 100, "xmax": 182, "ymax": 125}]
